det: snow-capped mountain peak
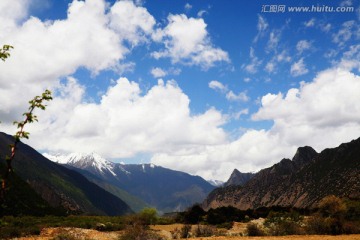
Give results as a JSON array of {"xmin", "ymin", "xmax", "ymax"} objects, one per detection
[{"xmin": 44, "ymin": 152, "xmax": 117, "ymax": 176}]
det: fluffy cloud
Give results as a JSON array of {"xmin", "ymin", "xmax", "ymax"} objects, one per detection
[
  {"xmin": 0, "ymin": 0, "xmax": 155, "ymax": 122},
  {"xmin": 209, "ymin": 80, "xmax": 227, "ymax": 92},
  {"xmin": 17, "ymin": 77, "xmax": 228, "ymax": 159},
  {"xmin": 151, "ymin": 14, "xmax": 229, "ymax": 69},
  {"xmin": 290, "ymin": 58, "xmax": 308, "ymax": 77},
  {"xmin": 151, "ymin": 67, "xmax": 167, "ymax": 78},
  {"xmin": 109, "ymin": 0, "xmax": 155, "ymax": 46},
  {"xmin": 226, "ymin": 91, "xmax": 249, "ymax": 102},
  {"xmin": 253, "ymin": 68, "xmax": 360, "ymax": 144},
  {"xmin": 153, "ymin": 68, "xmax": 360, "ymax": 180},
  {"xmin": 150, "ymin": 67, "xmax": 181, "ymax": 78}
]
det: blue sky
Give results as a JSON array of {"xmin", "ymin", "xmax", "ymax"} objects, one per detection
[{"xmin": 0, "ymin": 0, "xmax": 359, "ymax": 180}]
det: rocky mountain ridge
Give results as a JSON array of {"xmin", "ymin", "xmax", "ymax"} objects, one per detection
[
  {"xmin": 223, "ymin": 169, "xmax": 255, "ymax": 187},
  {"xmin": 203, "ymin": 138, "xmax": 360, "ymax": 210}
]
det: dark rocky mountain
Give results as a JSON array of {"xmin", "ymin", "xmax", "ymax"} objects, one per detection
[
  {"xmin": 223, "ymin": 169, "xmax": 255, "ymax": 187},
  {"xmin": 203, "ymin": 138, "xmax": 360, "ymax": 210},
  {"xmin": 46, "ymin": 153, "xmax": 215, "ymax": 213},
  {"xmin": 0, "ymin": 132, "xmax": 132, "ymax": 216}
]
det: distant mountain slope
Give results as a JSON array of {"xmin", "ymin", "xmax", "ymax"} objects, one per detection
[
  {"xmin": 0, "ymin": 132, "xmax": 132, "ymax": 216},
  {"xmin": 203, "ymin": 138, "xmax": 360, "ymax": 210},
  {"xmin": 67, "ymin": 165, "xmax": 149, "ymax": 212},
  {"xmin": 46, "ymin": 153, "xmax": 215, "ymax": 212},
  {"xmin": 0, "ymin": 163, "xmax": 64, "ymax": 216}
]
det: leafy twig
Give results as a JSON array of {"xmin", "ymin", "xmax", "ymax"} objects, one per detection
[{"xmin": 1, "ymin": 90, "xmax": 52, "ymax": 197}]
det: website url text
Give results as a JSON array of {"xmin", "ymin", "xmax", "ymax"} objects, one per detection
[{"xmin": 261, "ymin": 5, "xmax": 354, "ymax": 13}]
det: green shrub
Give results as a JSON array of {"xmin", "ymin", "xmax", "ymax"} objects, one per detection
[{"xmin": 139, "ymin": 208, "xmax": 158, "ymax": 225}]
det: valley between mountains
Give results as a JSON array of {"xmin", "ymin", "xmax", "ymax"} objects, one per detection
[{"xmin": 1, "ymin": 131, "xmax": 359, "ymax": 217}]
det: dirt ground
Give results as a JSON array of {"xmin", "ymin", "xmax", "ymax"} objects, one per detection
[
  {"xmin": 185, "ymin": 236, "xmax": 360, "ymax": 240},
  {"xmin": 15, "ymin": 225, "xmax": 360, "ymax": 240},
  {"xmin": 16, "ymin": 227, "xmax": 121, "ymax": 240}
]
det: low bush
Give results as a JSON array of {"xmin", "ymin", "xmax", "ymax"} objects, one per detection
[
  {"xmin": 216, "ymin": 221, "xmax": 233, "ymax": 229},
  {"xmin": 119, "ymin": 223, "xmax": 164, "ymax": 240},
  {"xmin": 246, "ymin": 223, "xmax": 265, "ymax": 236},
  {"xmin": 305, "ymin": 215, "xmax": 345, "ymax": 235},
  {"xmin": 264, "ymin": 210, "xmax": 304, "ymax": 236},
  {"xmin": 51, "ymin": 233, "xmax": 77, "ymax": 240},
  {"xmin": 194, "ymin": 225, "xmax": 216, "ymax": 237},
  {"xmin": 180, "ymin": 224, "xmax": 192, "ymax": 238},
  {"xmin": 342, "ymin": 221, "xmax": 360, "ymax": 234}
]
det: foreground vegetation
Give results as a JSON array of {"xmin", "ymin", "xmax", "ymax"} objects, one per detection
[{"xmin": 1, "ymin": 196, "xmax": 359, "ymax": 239}]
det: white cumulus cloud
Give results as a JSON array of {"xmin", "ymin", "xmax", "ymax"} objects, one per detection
[
  {"xmin": 151, "ymin": 14, "xmax": 229, "ymax": 69},
  {"xmin": 15, "ymin": 77, "xmax": 228, "ymax": 159},
  {"xmin": 0, "ymin": 0, "xmax": 158, "ymax": 122}
]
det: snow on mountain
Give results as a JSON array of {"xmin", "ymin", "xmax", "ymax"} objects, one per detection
[
  {"xmin": 207, "ymin": 179, "xmax": 224, "ymax": 187},
  {"xmin": 44, "ymin": 152, "xmax": 117, "ymax": 176}
]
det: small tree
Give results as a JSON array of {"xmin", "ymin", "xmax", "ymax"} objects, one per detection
[{"xmin": 139, "ymin": 207, "xmax": 158, "ymax": 225}]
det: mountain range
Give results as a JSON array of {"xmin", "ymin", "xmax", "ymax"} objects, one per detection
[
  {"xmin": 1, "ymin": 131, "xmax": 359, "ymax": 216},
  {"xmin": 0, "ymin": 132, "xmax": 215, "ymax": 215},
  {"xmin": 203, "ymin": 137, "xmax": 360, "ymax": 210},
  {"xmin": 44, "ymin": 152, "xmax": 215, "ymax": 213}
]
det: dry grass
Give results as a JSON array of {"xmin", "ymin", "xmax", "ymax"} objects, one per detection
[{"xmin": 151, "ymin": 223, "xmax": 185, "ymax": 232}]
